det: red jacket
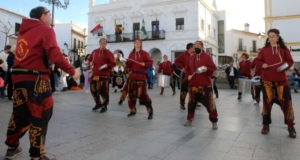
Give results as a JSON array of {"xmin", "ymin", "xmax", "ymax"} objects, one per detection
[
  {"xmin": 126, "ymin": 50, "xmax": 153, "ymax": 80},
  {"xmin": 185, "ymin": 52, "xmax": 216, "ymax": 86},
  {"xmin": 158, "ymin": 61, "xmax": 173, "ymax": 76},
  {"xmin": 88, "ymin": 48, "xmax": 116, "ymax": 77},
  {"xmin": 13, "ymin": 18, "xmax": 75, "ymax": 83},
  {"xmin": 174, "ymin": 51, "xmax": 193, "ymax": 69},
  {"xmin": 256, "ymin": 45, "xmax": 293, "ymax": 84},
  {"xmin": 251, "ymin": 58, "xmax": 263, "ymax": 76},
  {"xmin": 239, "ymin": 60, "xmax": 251, "ymax": 78}
]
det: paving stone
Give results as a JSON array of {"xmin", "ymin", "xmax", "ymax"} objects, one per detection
[{"xmin": 1, "ymin": 87, "xmax": 300, "ymax": 159}]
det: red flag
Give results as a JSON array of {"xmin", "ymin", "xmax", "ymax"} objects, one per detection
[{"xmin": 90, "ymin": 24, "xmax": 103, "ymax": 33}]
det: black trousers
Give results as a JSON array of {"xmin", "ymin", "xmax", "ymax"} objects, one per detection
[{"xmin": 227, "ymin": 76, "xmax": 235, "ymax": 89}]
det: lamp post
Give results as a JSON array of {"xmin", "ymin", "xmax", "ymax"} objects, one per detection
[
  {"xmin": 39, "ymin": 0, "xmax": 70, "ymax": 28},
  {"xmin": 257, "ymin": 31, "xmax": 265, "ymax": 38}
]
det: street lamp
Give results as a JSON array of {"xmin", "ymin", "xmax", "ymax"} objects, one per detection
[
  {"xmin": 39, "ymin": 0, "xmax": 70, "ymax": 28},
  {"xmin": 257, "ymin": 31, "xmax": 265, "ymax": 38}
]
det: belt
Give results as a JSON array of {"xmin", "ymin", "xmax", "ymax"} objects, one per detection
[
  {"xmin": 131, "ymin": 71, "xmax": 146, "ymax": 75},
  {"xmin": 12, "ymin": 69, "xmax": 48, "ymax": 95}
]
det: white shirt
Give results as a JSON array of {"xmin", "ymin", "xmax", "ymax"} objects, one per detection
[
  {"xmin": 0, "ymin": 51, "xmax": 8, "ymax": 71},
  {"xmin": 229, "ymin": 67, "xmax": 234, "ymax": 76}
]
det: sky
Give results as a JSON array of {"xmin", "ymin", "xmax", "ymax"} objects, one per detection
[{"xmin": 0, "ymin": 0, "xmax": 265, "ymax": 33}]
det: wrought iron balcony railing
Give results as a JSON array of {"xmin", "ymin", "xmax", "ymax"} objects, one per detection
[
  {"xmin": 250, "ymin": 47, "xmax": 257, "ymax": 52},
  {"xmin": 106, "ymin": 30, "xmax": 165, "ymax": 43},
  {"xmin": 237, "ymin": 46, "xmax": 247, "ymax": 51}
]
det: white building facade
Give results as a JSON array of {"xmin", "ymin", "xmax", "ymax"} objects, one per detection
[
  {"xmin": 87, "ymin": 0, "xmax": 219, "ymax": 65},
  {"xmin": 0, "ymin": 7, "xmax": 24, "ymax": 51},
  {"xmin": 53, "ymin": 23, "xmax": 87, "ymax": 57},
  {"xmin": 264, "ymin": 0, "xmax": 300, "ymax": 63},
  {"xmin": 217, "ymin": 10, "xmax": 265, "ymax": 66}
]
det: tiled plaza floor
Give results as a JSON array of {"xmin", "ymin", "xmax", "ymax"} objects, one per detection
[{"xmin": 0, "ymin": 86, "xmax": 300, "ymax": 160}]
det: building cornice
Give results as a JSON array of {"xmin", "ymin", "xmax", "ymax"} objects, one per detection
[
  {"xmin": 0, "ymin": 7, "xmax": 27, "ymax": 18},
  {"xmin": 232, "ymin": 29, "xmax": 265, "ymax": 38},
  {"xmin": 264, "ymin": 14, "xmax": 300, "ymax": 20},
  {"xmin": 286, "ymin": 42, "xmax": 300, "ymax": 46},
  {"xmin": 88, "ymin": 7, "xmax": 131, "ymax": 15},
  {"xmin": 198, "ymin": 0, "xmax": 219, "ymax": 19},
  {"xmin": 72, "ymin": 29, "xmax": 87, "ymax": 38}
]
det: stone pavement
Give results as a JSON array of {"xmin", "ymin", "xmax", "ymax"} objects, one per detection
[{"xmin": 0, "ymin": 86, "xmax": 300, "ymax": 160}]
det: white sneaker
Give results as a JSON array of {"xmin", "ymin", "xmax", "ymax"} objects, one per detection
[
  {"xmin": 85, "ymin": 90, "xmax": 90, "ymax": 93},
  {"xmin": 212, "ymin": 123, "xmax": 218, "ymax": 130},
  {"xmin": 184, "ymin": 120, "xmax": 192, "ymax": 126}
]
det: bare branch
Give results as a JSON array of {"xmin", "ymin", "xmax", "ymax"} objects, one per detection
[{"xmin": 8, "ymin": 21, "xmax": 13, "ymax": 28}]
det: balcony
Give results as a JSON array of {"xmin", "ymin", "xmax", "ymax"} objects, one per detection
[
  {"xmin": 237, "ymin": 46, "xmax": 246, "ymax": 52},
  {"xmin": 106, "ymin": 30, "xmax": 165, "ymax": 43},
  {"xmin": 249, "ymin": 47, "xmax": 257, "ymax": 53}
]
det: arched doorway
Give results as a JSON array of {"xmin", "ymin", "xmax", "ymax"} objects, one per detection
[
  {"xmin": 149, "ymin": 48, "xmax": 162, "ymax": 85},
  {"xmin": 149, "ymin": 48, "xmax": 162, "ymax": 66}
]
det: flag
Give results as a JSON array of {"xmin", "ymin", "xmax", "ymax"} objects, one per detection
[
  {"xmin": 92, "ymin": 28, "xmax": 103, "ymax": 36},
  {"xmin": 114, "ymin": 20, "xmax": 124, "ymax": 31},
  {"xmin": 155, "ymin": 17, "xmax": 160, "ymax": 36},
  {"xmin": 90, "ymin": 24, "xmax": 103, "ymax": 36},
  {"xmin": 141, "ymin": 18, "xmax": 147, "ymax": 35}
]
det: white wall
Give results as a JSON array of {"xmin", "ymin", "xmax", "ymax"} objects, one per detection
[
  {"xmin": 272, "ymin": 0, "xmax": 300, "ymax": 16},
  {"xmin": 87, "ymin": 0, "xmax": 218, "ymax": 64},
  {"xmin": 54, "ymin": 23, "xmax": 71, "ymax": 54},
  {"xmin": 0, "ymin": 8, "xmax": 24, "ymax": 50},
  {"xmin": 272, "ymin": 19, "xmax": 300, "ymax": 43}
]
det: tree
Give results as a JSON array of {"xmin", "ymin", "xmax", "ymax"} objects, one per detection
[{"xmin": 0, "ymin": 20, "xmax": 13, "ymax": 49}]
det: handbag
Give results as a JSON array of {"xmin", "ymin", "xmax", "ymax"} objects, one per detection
[{"xmin": 0, "ymin": 77, "xmax": 4, "ymax": 88}]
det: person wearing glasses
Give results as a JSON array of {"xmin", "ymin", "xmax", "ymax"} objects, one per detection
[
  {"xmin": 4, "ymin": 6, "xmax": 80, "ymax": 160},
  {"xmin": 256, "ymin": 28, "xmax": 296, "ymax": 138}
]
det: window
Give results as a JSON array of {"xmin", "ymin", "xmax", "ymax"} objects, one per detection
[
  {"xmin": 214, "ymin": 28, "xmax": 216, "ymax": 39},
  {"xmin": 115, "ymin": 24, "xmax": 123, "ymax": 41},
  {"xmin": 81, "ymin": 42, "xmax": 84, "ymax": 49},
  {"xmin": 78, "ymin": 41, "xmax": 80, "ymax": 49},
  {"xmin": 73, "ymin": 38, "xmax": 76, "ymax": 49},
  {"xmin": 98, "ymin": 32, "xmax": 103, "ymax": 36},
  {"xmin": 208, "ymin": 25, "xmax": 211, "ymax": 36},
  {"xmin": 201, "ymin": 19, "xmax": 204, "ymax": 31},
  {"xmin": 133, "ymin": 23, "xmax": 140, "ymax": 40},
  {"xmin": 176, "ymin": 18, "xmax": 184, "ymax": 30},
  {"xmin": 238, "ymin": 38, "xmax": 243, "ymax": 51},
  {"xmin": 252, "ymin": 40, "xmax": 256, "ymax": 52},
  {"xmin": 218, "ymin": 20, "xmax": 224, "ymax": 53},
  {"xmin": 151, "ymin": 20, "xmax": 160, "ymax": 38},
  {"xmin": 15, "ymin": 23, "xmax": 20, "ymax": 36}
]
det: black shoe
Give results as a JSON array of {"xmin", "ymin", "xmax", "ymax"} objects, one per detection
[
  {"xmin": 237, "ymin": 96, "xmax": 242, "ymax": 100},
  {"xmin": 118, "ymin": 100, "xmax": 123, "ymax": 105},
  {"xmin": 180, "ymin": 104, "xmax": 186, "ymax": 110},
  {"xmin": 92, "ymin": 104, "xmax": 102, "ymax": 110},
  {"xmin": 31, "ymin": 155, "xmax": 57, "ymax": 160},
  {"xmin": 100, "ymin": 106, "xmax": 107, "ymax": 113},
  {"xmin": 148, "ymin": 113, "xmax": 153, "ymax": 120},
  {"xmin": 288, "ymin": 126, "xmax": 297, "ymax": 138},
  {"xmin": 61, "ymin": 88, "xmax": 67, "ymax": 92},
  {"xmin": 114, "ymin": 89, "xmax": 117, "ymax": 92},
  {"xmin": 216, "ymin": 94, "xmax": 219, "ymax": 98},
  {"xmin": 294, "ymin": 89, "xmax": 298, "ymax": 93},
  {"xmin": 5, "ymin": 147, "xmax": 22, "ymax": 159},
  {"xmin": 127, "ymin": 112, "xmax": 136, "ymax": 117}
]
